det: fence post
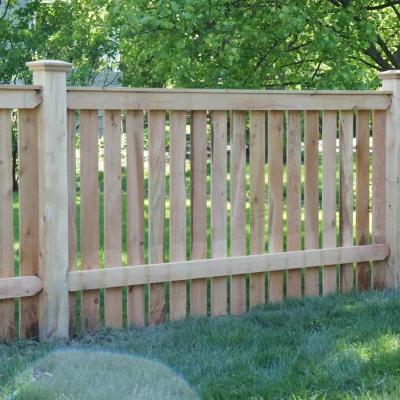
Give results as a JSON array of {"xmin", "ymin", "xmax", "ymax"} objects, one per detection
[
  {"xmin": 378, "ymin": 70, "xmax": 400, "ymax": 289},
  {"xmin": 27, "ymin": 60, "xmax": 72, "ymax": 340}
]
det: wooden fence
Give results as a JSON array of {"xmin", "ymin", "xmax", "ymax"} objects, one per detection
[{"xmin": 0, "ymin": 60, "xmax": 399, "ymax": 341}]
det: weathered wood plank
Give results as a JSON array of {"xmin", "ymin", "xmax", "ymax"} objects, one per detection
[
  {"xmin": 80, "ymin": 110, "xmax": 100, "ymax": 332},
  {"xmin": 339, "ymin": 111, "xmax": 354, "ymax": 293},
  {"xmin": 169, "ymin": 111, "xmax": 187, "ymax": 321},
  {"xmin": 304, "ymin": 111, "xmax": 320, "ymax": 297},
  {"xmin": 67, "ymin": 89, "xmax": 392, "ymax": 111},
  {"xmin": 0, "ymin": 87, "xmax": 42, "ymax": 109},
  {"xmin": 18, "ymin": 109, "xmax": 39, "ymax": 339},
  {"xmin": 126, "ymin": 110, "xmax": 146, "ymax": 327},
  {"xmin": 0, "ymin": 276, "xmax": 43, "ymax": 300},
  {"xmin": 322, "ymin": 111, "xmax": 337, "ymax": 295},
  {"xmin": 0, "ymin": 109, "xmax": 14, "ymax": 340},
  {"xmin": 69, "ymin": 244, "xmax": 390, "ymax": 291},
  {"xmin": 230, "ymin": 111, "xmax": 247, "ymax": 314},
  {"xmin": 356, "ymin": 110, "xmax": 371, "ymax": 291},
  {"xmin": 190, "ymin": 111, "xmax": 208, "ymax": 316},
  {"xmin": 148, "ymin": 110, "xmax": 166, "ymax": 325},
  {"xmin": 250, "ymin": 111, "xmax": 266, "ymax": 306},
  {"xmin": 372, "ymin": 110, "xmax": 386, "ymax": 290},
  {"xmin": 211, "ymin": 111, "xmax": 227, "ymax": 316},
  {"xmin": 268, "ymin": 111, "xmax": 284, "ymax": 302},
  {"xmin": 104, "ymin": 110, "xmax": 123, "ymax": 327},
  {"xmin": 67, "ymin": 109, "xmax": 77, "ymax": 335},
  {"xmin": 286, "ymin": 111, "xmax": 302, "ymax": 298}
]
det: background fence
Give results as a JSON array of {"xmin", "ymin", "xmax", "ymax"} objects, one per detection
[{"xmin": 0, "ymin": 61, "xmax": 398, "ymax": 341}]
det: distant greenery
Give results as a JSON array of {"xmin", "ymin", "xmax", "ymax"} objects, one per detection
[
  {"xmin": 2, "ymin": 290, "xmax": 400, "ymax": 399},
  {"xmin": 1, "ymin": 0, "xmax": 399, "ymax": 89}
]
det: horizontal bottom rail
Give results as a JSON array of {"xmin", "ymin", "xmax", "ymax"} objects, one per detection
[
  {"xmin": 0, "ymin": 276, "xmax": 43, "ymax": 300},
  {"xmin": 68, "ymin": 244, "xmax": 389, "ymax": 291}
]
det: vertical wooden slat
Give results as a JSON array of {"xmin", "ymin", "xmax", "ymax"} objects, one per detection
[
  {"xmin": 250, "ymin": 111, "xmax": 265, "ymax": 306},
  {"xmin": 148, "ymin": 110, "xmax": 166, "ymax": 325},
  {"xmin": 126, "ymin": 110, "xmax": 145, "ymax": 327},
  {"xmin": 67, "ymin": 109, "xmax": 77, "ymax": 335},
  {"xmin": 104, "ymin": 110, "xmax": 122, "ymax": 327},
  {"xmin": 80, "ymin": 110, "xmax": 100, "ymax": 332},
  {"xmin": 372, "ymin": 110, "xmax": 386, "ymax": 290},
  {"xmin": 304, "ymin": 110, "xmax": 320, "ymax": 297},
  {"xmin": 286, "ymin": 111, "xmax": 302, "ymax": 298},
  {"xmin": 169, "ymin": 110, "xmax": 187, "ymax": 321},
  {"xmin": 339, "ymin": 111, "xmax": 354, "ymax": 293},
  {"xmin": 0, "ymin": 109, "xmax": 14, "ymax": 340},
  {"xmin": 211, "ymin": 111, "xmax": 227, "ymax": 316},
  {"xmin": 268, "ymin": 111, "xmax": 284, "ymax": 302},
  {"xmin": 356, "ymin": 110, "xmax": 370, "ymax": 291},
  {"xmin": 190, "ymin": 111, "xmax": 208, "ymax": 316},
  {"xmin": 18, "ymin": 109, "xmax": 39, "ymax": 339},
  {"xmin": 230, "ymin": 111, "xmax": 247, "ymax": 314},
  {"xmin": 322, "ymin": 111, "xmax": 337, "ymax": 295}
]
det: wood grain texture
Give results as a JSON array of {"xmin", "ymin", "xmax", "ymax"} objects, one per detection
[
  {"xmin": 0, "ymin": 276, "xmax": 43, "ymax": 300},
  {"xmin": 69, "ymin": 244, "xmax": 390, "ymax": 291},
  {"xmin": 356, "ymin": 110, "xmax": 370, "ymax": 291},
  {"xmin": 372, "ymin": 110, "xmax": 386, "ymax": 290},
  {"xmin": 304, "ymin": 111, "xmax": 320, "ymax": 297},
  {"xmin": 322, "ymin": 111, "xmax": 337, "ymax": 295},
  {"xmin": 80, "ymin": 110, "xmax": 100, "ymax": 333},
  {"xmin": 169, "ymin": 111, "xmax": 187, "ymax": 321},
  {"xmin": 0, "ymin": 109, "xmax": 14, "ymax": 340},
  {"xmin": 18, "ymin": 109, "xmax": 39, "ymax": 339},
  {"xmin": 211, "ymin": 111, "xmax": 227, "ymax": 316},
  {"xmin": 286, "ymin": 111, "xmax": 302, "ymax": 298},
  {"xmin": 339, "ymin": 111, "xmax": 354, "ymax": 293},
  {"xmin": 190, "ymin": 111, "xmax": 208, "ymax": 316},
  {"xmin": 0, "ymin": 88, "xmax": 42, "ymax": 109},
  {"xmin": 67, "ymin": 109, "xmax": 77, "ymax": 335},
  {"xmin": 68, "ymin": 89, "xmax": 391, "ymax": 111},
  {"xmin": 126, "ymin": 110, "xmax": 145, "ymax": 327},
  {"xmin": 104, "ymin": 110, "xmax": 123, "ymax": 327},
  {"xmin": 250, "ymin": 111, "xmax": 266, "ymax": 306},
  {"xmin": 148, "ymin": 110, "xmax": 166, "ymax": 325},
  {"xmin": 268, "ymin": 111, "xmax": 284, "ymax": 302},
  {"xmin": 230, "ymin": 111, "xmax": 247, "ymax": 314}
]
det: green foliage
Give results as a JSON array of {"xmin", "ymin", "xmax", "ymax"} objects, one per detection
[{"xmin": 1, "ymin": 0, "xmax": 400, "ymax": 89}]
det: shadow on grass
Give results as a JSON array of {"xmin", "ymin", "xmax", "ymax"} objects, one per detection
[{"xmin": 2, "ymin": 289, "xmax": 400, "ymax": 399}]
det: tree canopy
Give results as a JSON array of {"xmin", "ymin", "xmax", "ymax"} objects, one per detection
[{"xmin": 1, "ymin": 0, "xmax": 399, "ymax": 89}]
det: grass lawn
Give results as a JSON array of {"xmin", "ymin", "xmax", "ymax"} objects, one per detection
[{"xmin": 2, "ymin": 289, "xmax": 400, "ymax": 399}]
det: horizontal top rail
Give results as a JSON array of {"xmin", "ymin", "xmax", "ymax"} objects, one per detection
[
  {"xmin": 0, "ymin": 85, "xmax": 42, "ymax": 109},
  {"xmin": 67, "ymin": 87, "xmax": 392, "ymax": 111}
]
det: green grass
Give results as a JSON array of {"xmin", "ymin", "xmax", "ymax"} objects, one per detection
[{"xmin": 2, "ymin": 289, "xmax": 400, "ymax": 399}]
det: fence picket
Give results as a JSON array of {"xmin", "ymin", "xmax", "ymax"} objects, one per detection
[
  {"xmin": 67, "ymin": 109, "xmax": 77, "ymax": 335},
  {"xmin": 148, "ymin": 110, "xmax": 166, "ymax": 325},
  {"xmin": 0, "ymin": 109, "xmax": 14, "ymax": 340},
  {"xmin": 268, "ymin": 111, "xmax": 284, "ymax": 301},
  {"xmin": 211, "ymin": 111, "xmax": 227, "ymax": 316},
  {"xmin": 18, "ymin": 109, "xmax": 39, "ymax": 338},
  {"xmin": 230, "ymin": 111, "xmax": 247, "ymax": 314},
  {"xmin": 126, "ymin": 110, "xmax": 146, "ymax": 327},
  {"xmin": 372, "ymin": 110, "xmax": 386, "ymax": 289},
  {"xmin": 250, "ymin": 111, "xmax": 266, "ymax": 306},
  {"xmin": 170, "ymin": 110, "xmax": 187, "ymax": 321},
  {"xmin": 80, "ymin": 110, "xmax": 100, "ymax": 332},
  {"xmin": 339, "ymin": 111, "xmax": 354, "ymax": 292},
  {"xmin": 104, "ymin": 110, "xmax": 123, "ymax": 327},
  {"xmin": 190, "ymin": 111, "xmax": 208, "ymax": 316},
  {"xmin": 286, "ymin": 111, "xmax": 302, "ymax": 298},
  {"xmin": 356, "ymin": 110, "xmax": 371, "ymax": 291},
  {"xmin": 305, "ymin": 110, "xmax": 320, "ymax": 297},
  {"xmin": 322, "ymin": 111, "xmax": 337, "ymax": 295}
]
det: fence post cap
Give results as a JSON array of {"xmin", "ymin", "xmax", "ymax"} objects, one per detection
[
  {"xmin": 26, "ymin": 60, "xmax": 73, "ymax": 72},
  {"xmin": 377, "ymin": 70, "xmax": 400, "ymax": 80}
]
